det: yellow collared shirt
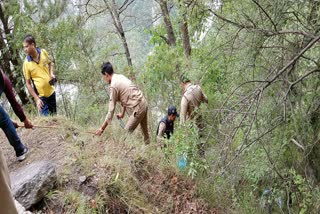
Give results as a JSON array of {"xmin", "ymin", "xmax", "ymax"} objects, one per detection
[{"xmin": 23, "ymin": 48, "xmax": 55, "ymax": 97}]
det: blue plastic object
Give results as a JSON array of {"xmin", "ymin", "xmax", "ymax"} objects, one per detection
[{"xmin": 178, "ymin": 156, "xmax": 187, "ymax": 169}]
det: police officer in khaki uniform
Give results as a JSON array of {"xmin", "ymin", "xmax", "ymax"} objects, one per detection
[
  {"xmin": 180, "ymin": 75, "xmax": 208, "ymax": 131},
  {"xmin": 0, "ymin": 70, "xmax": 18, "ymax": 214},
  {"xmin": 0, "ymin": 149, "xmax": 18, "ymax": 214},
  {"xmin": 95, "ymin": 62, "xmax": 150, "ymax": 144}
]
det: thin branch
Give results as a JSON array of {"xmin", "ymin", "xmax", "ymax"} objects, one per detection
[
  {"xmin": 262, "ymin": 144, "xmax": 285, "ymax": 180},
  {"xmin": 259, "ymin": 45, "xmax": 289, "ymax": 50},
  {"xmin": 265, "ymin": 30, "xmax": 314, "ymax": 38},
  {"xmin": 209, "ymin": 9, "xmax": 314, "ymax": 38},
  {"xmin": 231, "ymin": 93, "xmax": 255, "ymax": 139},
  {"xmin": 107, "ymin": 52, "xmax": 125, "ymax": 57},
  {"xmin": 290, "ymin": 138, "xmax": 305, "ymax": 151},
  {"xmin": 83, "ymin": 0, "xmax": 107, "ymax": 21},
  {"xmin": 119, "ymin": 0, "xmax": 129, "ymax": 10},
  {"xmin": 236, "ymin": 89, "xmax": 263, "ymax": 154},
  {"xmin": 245, "ymin": 117, "xmax": 283, "ymax": 149},
  {"xmin": 159, "ymin": 35, "xmax": 170, "ymax": 45},
  {"xmin": 216, "ymin": 80, "xmax": 269, "ymax": 118},
  {"xmin": 300, "ymin": 55, "xmax": 320, "ymax": 67},
  {"xmin": 285, "ymin": 69, "xmax": 320, "ymax": 98},
  {"xmin": 85, "ymin": 9, "xmax": 106, "ymax": 21},
  {"xmin": 291, "ymin": 69, "xmax": 320, "ymax": 87},
  {"xmin": 209, "ymin": 8, "xmax": 252, "ymax": 29},
  {"xmin": 119, "ymin": 0, "xmax": 135, "ymax": 14},
  {"xmin": 251, "ymin": 0, "xmax": 277, "ymax": 31},
  {"xmin": 264, "ymin": 34, "xmax": 320, "ymax": 89},
  {"xmin": 219, "ymin": 118, "xmax": 283, "ymax": 175},
  {"xmin": 287, "ymin": 11, "xmax": 310, "ymax": 32}
]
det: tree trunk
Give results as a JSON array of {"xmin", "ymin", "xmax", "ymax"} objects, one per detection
[
  {"xmin": 158, "ymin": 0, "xmax": 176, "ymax": 46},
  {"xmin": 104, "ymin": 0, "xmax": 134, "ymax": 79},
  {"xmin": 0, "ymin": 4, "xmax": 29, "ymax": 104},
  {"xmin": 115, "ymin": 13, "xmax": 133, "ymax": 68},
  {"xmin": 180, "ymin": 13, "xmax": 191, "ymax": 57},
  {"xmin": 0, "ymin": 47, "xmax": 30, "ymax": 105}
]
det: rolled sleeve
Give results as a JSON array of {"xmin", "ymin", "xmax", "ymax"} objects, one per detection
[
  {"xmin": 23, "ymin": 62, "xmax": 30, "ymax": 80},
  {"xmin": 157, "ymin": 122, "xmax": 166, "ymax": 144},
  {"xmin": 3, "ymin": 74, "xmax": 26, "ymax": 122},
  {"xmin": 157, "ymin": 122, "xmax": 166, "ymax": 137},
  {"xmin": 106, "ymin": 88, "xmax": 117, "ymax": 123},
  {"xmin": 180, "ymin": 96, "xmax": 188, "ymax": 124}
]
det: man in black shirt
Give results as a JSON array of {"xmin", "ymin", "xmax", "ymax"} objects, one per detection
[{"xmin": 156, "ymin": 106, "xmax": 179, "ymax": 145}]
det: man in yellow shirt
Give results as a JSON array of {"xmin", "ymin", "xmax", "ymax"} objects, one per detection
[{"xmin": 22, "ymin": 35, "xmax": 56, "ymax": 116}]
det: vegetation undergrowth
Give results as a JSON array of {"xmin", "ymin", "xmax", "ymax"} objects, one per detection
[{"xmin": 13, "ymin": 117, "xmax": 210, "ymax": 213}]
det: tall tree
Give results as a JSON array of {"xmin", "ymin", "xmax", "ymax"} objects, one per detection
[
  {"xmin": 0, "ymin": 0, "xmax": 68, "ymax": 105},
  {"xmin": 201, "ymin": 3, "xmax": 320, "ymax": 209},
  {"xmin": 156, "ymin": 0, "xmax": 176, "ymax": 46},
  {"xmin": 83, "ymin": 0, "xmax": 136, "ymax": 78},
  {"xmin": 0, "ymin": 1, "xmax": 29, "ymax": 104},
  {"xmin": 180, "ymin": 12, "xmax": 191, "ymax": 57},
  {"xmin": 103, "ymin": 0, "xmax": 134, "ymax": 69},
  {"xmin": 178, "ymin": 0, "xmax": 191, "ymax": 57}
]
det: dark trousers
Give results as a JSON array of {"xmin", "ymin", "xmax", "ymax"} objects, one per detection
[
  {"xmin": 39, "ymin": 92, "xmax": 56, "ymax": 116},
  {"xmin": 0, "ymin": 106, "xmax": 25, "ymax": 156}
]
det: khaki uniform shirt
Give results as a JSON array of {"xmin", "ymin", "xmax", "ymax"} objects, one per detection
[
  {"xmin": 180, "ymin": 83, "xmax": 208, "ymax": 123},
  {"xmin": 0, "ymin": 149, "xmax": 18, "ymax": 214},
  {"xmin": 106, "ymin": 74, "xmax": 144, "ymax": 123}
]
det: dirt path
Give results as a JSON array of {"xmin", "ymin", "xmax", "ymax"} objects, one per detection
[{"xmin": 1, "ymin": 117, "xmax": 70, "ymax": 173}]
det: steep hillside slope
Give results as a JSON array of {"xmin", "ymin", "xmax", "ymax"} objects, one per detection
[{"xmin": 1, "ymin": 116, "xmax": 213, "ymax": 213}]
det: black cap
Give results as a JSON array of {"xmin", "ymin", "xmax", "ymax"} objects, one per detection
[
  {"xmin": 168, "ymin": 105, "xmax": 179, "ymax": 117},
  {"xmin": 180, "ymin": 74, "xmax": 190, "ymax": 84}
]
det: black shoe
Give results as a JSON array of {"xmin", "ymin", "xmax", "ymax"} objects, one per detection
[{"xmin": 17, "ymin": 147, "xmax": 29, "ymax": 162}]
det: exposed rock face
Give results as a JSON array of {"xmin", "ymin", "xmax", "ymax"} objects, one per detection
[{"xmin": 10, "ymin": 161, "xmax": 57, "ymax": 209}]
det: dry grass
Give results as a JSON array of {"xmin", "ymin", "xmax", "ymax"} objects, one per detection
[{"xmin": 1, "ymin": 116, "xmax": 214, "ymax": 213}]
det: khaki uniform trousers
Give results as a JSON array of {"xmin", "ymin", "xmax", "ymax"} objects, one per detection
[
  {"xmin": 125, "ymin": 98, "xmax": 150, "ymax": 144},
  {"xmin": 0, "ymin": 149, "xmax": 18, "ymax": 214}
]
